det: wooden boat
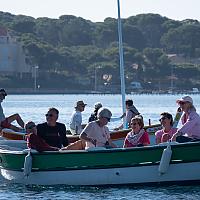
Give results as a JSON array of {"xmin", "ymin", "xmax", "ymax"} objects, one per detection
[
  {"xmin": 0, "ymin": 124, "xmax": 162, "ymax": 146},
  {"xmin": 0, "ymin": 141, "xmax": 200, "ymax": 185}
]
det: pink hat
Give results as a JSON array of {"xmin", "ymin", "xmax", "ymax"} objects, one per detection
[{"xmin": 176, "ymin": 96, "xmax": 193, "ymax": 104}]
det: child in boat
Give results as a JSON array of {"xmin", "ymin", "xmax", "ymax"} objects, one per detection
[
  {"xmin": 80, "ymin": 108, "xmax": 116, "ymax": 149},
  {"xmin": 123, "ymin": 115, "xmax": 150, "ymax": 148},
  {"xmin": 155, "ymin": 112, "xmax": 178, "ymax": 144},
  {"xmin": 25, "ymin": 121, "xmax": 59, "ymax": 152},
  {"xmin": 171, "ymin": 96, "xmax": 200, "ymax": 143}
]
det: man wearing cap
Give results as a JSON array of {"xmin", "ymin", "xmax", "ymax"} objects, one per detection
[
  {"xmin": 0, "ymin": 88, "xmax": 25, "ymax": 131},
  {"xmin": 69, "ymin": 100, "xmax": 87, "ymax": 135},
  {"xmin": 80, "ymin": 107, "xmax": 116, "ymax": 149},
  {"xmin": 171, "ymin": 96, "xmax": 200, "ymax": 142}
]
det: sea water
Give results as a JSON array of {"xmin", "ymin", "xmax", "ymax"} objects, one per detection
[{"xmin": 0, "ymin": 94, "xmax": 200, "ymax": 199}]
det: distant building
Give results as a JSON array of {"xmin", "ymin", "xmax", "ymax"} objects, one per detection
[
  {"xmin": 0, "ymin": 27, "xmax": 31, "ymax": 76},
  {"xmin": 167, "ymin": 54, "xmax": 200, "ymax": 65}
]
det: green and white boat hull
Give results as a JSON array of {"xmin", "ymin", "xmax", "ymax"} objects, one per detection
[{"xmin": 0, "ymin": 142, "xmax": 200, "ymax": 185}]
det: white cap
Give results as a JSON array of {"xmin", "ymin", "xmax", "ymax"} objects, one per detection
[
  {"xmin": 94, "ymin": 102, "xmax": 102, "ymax": 109},
  {"xmin": 97, "ymin": 108, "xmax": 112, "ymax": 119},
  {"xmin": 176, "ymin": 96, "xmax": 193, "ymax": 104}
]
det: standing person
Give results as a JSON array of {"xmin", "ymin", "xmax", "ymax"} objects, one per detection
[
  {"xmin": 80, "ymin": 107, "xmax": 116, "ymax": 149},
  {"xmin": 0, "ymin": 88, "xmax": 24, "ymax": 131},
  {"xmin": 25, "ymin": 121, "xmax": 59, "ymax": 152},
  {"xmin": 37, "ymin": 108, "xmax": 68, "ymax": 148},
  {"xmin": 155, "ymin": 112, "xmax": 178, "ymax": 144},
  {"xmin": 123, "ymin": 115, "xmax": 150, "ymax": 148},
  {"xmin": 69, "ymin": 100, "xmax": 87, "ymax": 135},
  {"xmin": 115, "ymin": 99, "xmax": 140, "ymax": 130},
  {"xmin": 171, "ymin": 96, "xmax": 200, "ymax": 143},
  {"xmin": 88, "ymin": 102, "xmax": 102, "ymax": 122}
]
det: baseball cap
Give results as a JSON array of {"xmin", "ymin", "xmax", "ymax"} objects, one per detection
[
  {"xmin": 97, "ymin": 107, "xmax": 112, "ymax": 119},
  {"xmin": 75, "ymin": 100, "xmax": 87, "ymax": 108},
  {"xmin": 176, "ymin": 96, "xmax": 193, "ymax": 104}
]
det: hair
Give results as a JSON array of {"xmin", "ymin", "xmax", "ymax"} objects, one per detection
[
  {"xmin": 25, "ymin": 121, "xmax": 36, "ymax": 130},
  {"xmin": 131, "ymin": 115, "xmax": 144, "ymax": 128},
  {"xmin": 126, "ymin": 99, "xmax": 133, "ymax": 107},
  {"xmin": 187, "ymin": 103, "xmax": 196, "ymax": 112},
  {"xmin": 48, "ymin": 107, "xmax": 59, "ymax": 115},
  {"xmin": 160, "ymin": 112, "xmax": 173, "ymax": 126}
]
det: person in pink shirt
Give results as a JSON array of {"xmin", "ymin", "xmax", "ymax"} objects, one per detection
[
  {"xmin": 171, "ymin": 96, "xmax": 200, "ymax": 143},
  {"xmin": 123, "ymin": 115, "xmax": 150, "ymax": 148},
  {"xmin": 155, "ymin": 112, "xmax": 177, "ymax": 144}
]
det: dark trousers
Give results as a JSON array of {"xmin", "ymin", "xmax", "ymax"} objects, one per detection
[{"xmin": 176, "ymin": 135, "xmax": 200, "ymax": 143}]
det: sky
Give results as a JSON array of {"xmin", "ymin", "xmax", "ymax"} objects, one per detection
[{"xmin": 1, "ymin": 0, "xmax": 200, "ymax": 22}]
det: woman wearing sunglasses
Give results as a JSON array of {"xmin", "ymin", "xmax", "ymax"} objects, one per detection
[
  {"xmin": 155, "ymin": 112, "xmax": 178, "ymax": 144},
  {"xmin": 171, "ymin": 96, "xmax": 200, "ymax": 143},
  {"xmin": 80, "ymin": 107, "xmax": 116, "ymax": 149},
  {"xmin": 123, "ymin": 115, "xmax": 150, "ymax": 148}
]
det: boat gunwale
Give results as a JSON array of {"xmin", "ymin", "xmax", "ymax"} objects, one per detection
[{"xmin": 0, "ymin": 141, "xmax": 199, "ymax": 156}]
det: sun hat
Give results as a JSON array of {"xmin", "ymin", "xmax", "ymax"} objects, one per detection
[
  {"xmin": 94, "ymin": 102, "xmax": 103, "ymax": 110},
  {"xmin": 97, "ymin": 107, "xmax": 112, "ymax": 119},
  {"xmin": 176, "ymin": 96, "xmax": 193, "ymax": 104},
  {"xmin": 75, "ymin": 100, "xmax": 87, "ymax": 108}
]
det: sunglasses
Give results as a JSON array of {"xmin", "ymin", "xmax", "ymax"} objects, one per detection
[
  {"xmin": 131, "ymin": 122, "xmax": 139, "ymax": 126},
  {"xmin": 159, "ymin": 117, "xmax": 168, "ymax": 122},
  {"xmin": 27, "ymin": 124, "xmax": 36, "ymax": 130},
  {"xmin": 179, "ymin": 101, "xmax": 186, "ymax": 105},
  {"xmin": 104, "ymin": 117, "xmax": 111, "ymax": 122},
  {"xmin": 45, "ymin": 113, "xmax": 53, "ymax": 117}
]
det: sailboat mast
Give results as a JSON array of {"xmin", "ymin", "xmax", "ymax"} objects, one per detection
[{"xmin": 117, "ymin": 0, "xmax": 126, "ymax": 128}]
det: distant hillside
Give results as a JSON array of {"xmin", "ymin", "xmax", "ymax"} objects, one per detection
[{"xmin": 0, "ymin": 11, "xmax": 200, "ymax": 92}]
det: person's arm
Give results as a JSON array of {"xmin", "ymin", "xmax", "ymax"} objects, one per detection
[
  {"xmin": 60, "ymin": 124, "xmax": 69, "ymax": 147},
  {"xmin": 80, "ymin": 132, "xmax": 96, "ymax": 146},
  {"xmin": 74, "ymin": 115, "xmax": 82, "ymax": 134}
]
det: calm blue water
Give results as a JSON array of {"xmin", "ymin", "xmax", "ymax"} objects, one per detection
[{"xmin": 1, "ymin": 94, "xmax": 200, "ymax": 199}]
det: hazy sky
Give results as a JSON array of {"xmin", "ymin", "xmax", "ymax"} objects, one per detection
[{"xmin": 1, "ymin": 0, "xmax": 200, "ymax": 22}]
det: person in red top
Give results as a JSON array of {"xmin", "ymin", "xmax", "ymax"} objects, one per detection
[
  {"xmin": 25, "ymin": 121, "xmax": 59, "ymax": 152},
  {"xmin": 123, "ymin": 115, "xmax": 150, "ymax": 148}
]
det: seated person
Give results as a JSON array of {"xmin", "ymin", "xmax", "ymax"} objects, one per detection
[
  {"xmin": 80, "ymin": 107, "xmax": 116, "ymax": 149},
  {"xmin": 25, "ymin": 121, "xmax": 59, "ymax": 152},
  {"xmin": 69, "ymin": 100, "xmax": 87, "ymax": 135},
  {"xmin": 0, "ymin": 89, "xmax": 25, "ymax": 131},
  {"xmin": 123, "ymin": 115, "xmax": 150, "ymax": 148},
  {"xmin": 155, "ymin": 112, "xmax": 177, "ymax": 144},
  {"xmin": 37, "ymin": 108, "xmax": 68, "ymax": 148},
  {"xmin": 171, "ymin": 96, "xmax": 200, "ymax": 143}
]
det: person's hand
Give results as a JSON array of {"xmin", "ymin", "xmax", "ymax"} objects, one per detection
[
  {"xmin": 120, "ymin": 113, "xmax": 126, "ymax": 119},
  {"xmin": 171, "ymin": 134, "xmax": 177, "ymax": 142},
  {"xmin": 88, "ymin": 138, "xmax": 96, "ymax": 146}
]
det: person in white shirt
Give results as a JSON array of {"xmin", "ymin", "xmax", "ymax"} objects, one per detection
[
  {"xmin": 69, "ymin": 100, "xmax": 87, "ymax": 135},
  {"xmin": 80, "ymin": 107, "xmax": 116, "ymax": 149}
]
